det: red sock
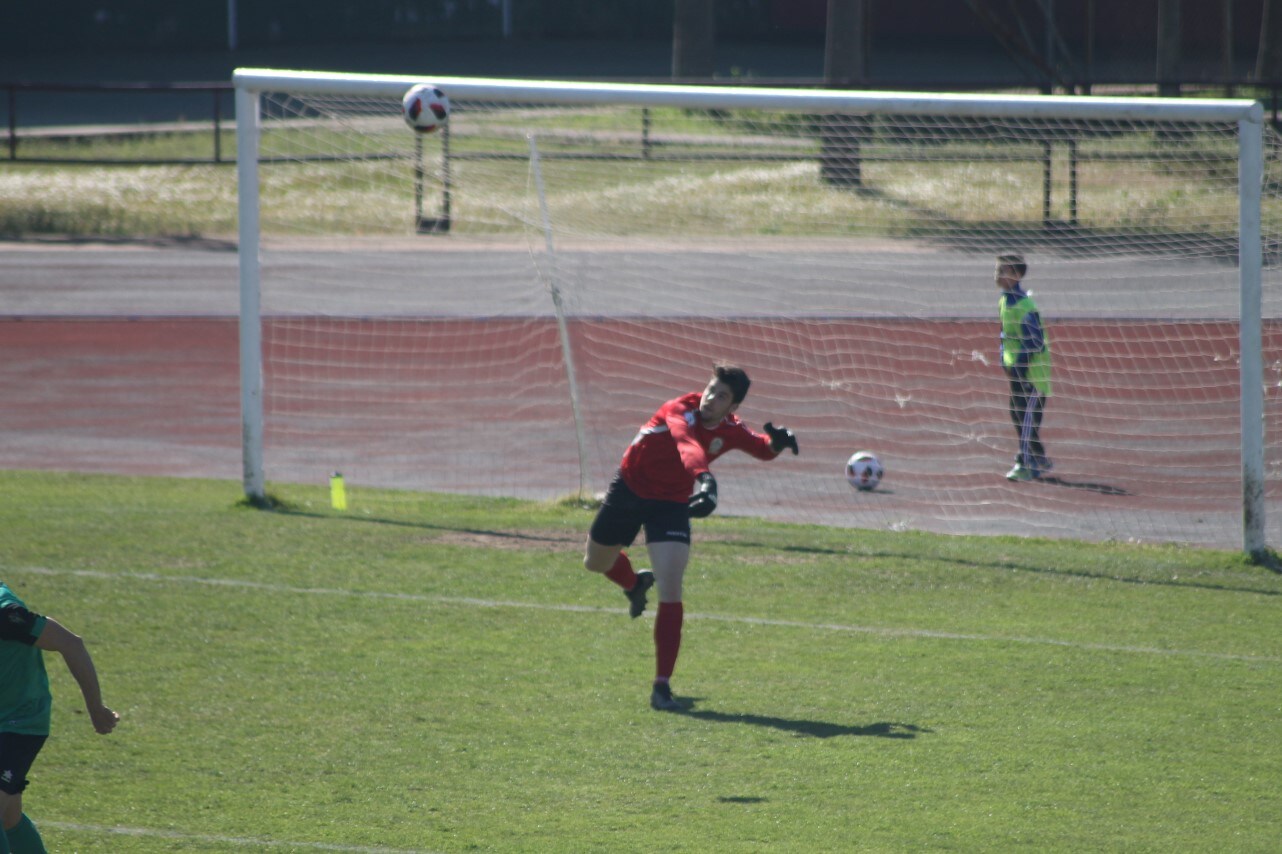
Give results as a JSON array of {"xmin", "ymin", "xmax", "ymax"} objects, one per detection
[
  {"xmin": 603, "ymin": 551, "xmax": 637, "ymax": 589},
  {"xmin": 654, "ymin": 601, "xmax": 684, "ymax": 681}
]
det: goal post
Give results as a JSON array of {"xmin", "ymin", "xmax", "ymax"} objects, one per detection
[
  {"xmin": 1238, "ymin": 116, "xmax": 1267, "ymax": 556},
  {"xmin": 233, "ymin": 68, "xmax": 1275, "ymax": 554},
  {"xmin": 235, "ymin": 83, "xmax": 266, "ymax": 504}
]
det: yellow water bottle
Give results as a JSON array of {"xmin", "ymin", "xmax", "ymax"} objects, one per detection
[{"xmin": 330, "ymin": 472, "xmax": 348, "ymax": 511}]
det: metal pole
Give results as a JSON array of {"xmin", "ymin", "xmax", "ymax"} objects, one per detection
[
  {"xmin": 213, "ymin": 88, "xmax": 222, "ymax": 163},
  {"xmin": 1238, "ymin": 112, "xmax": 1266, "ymax": 556},
  {"xmin": 1068, "ymin": 138, "xmax": 1078, "ymax": 225},
  {"xmin": 441, "ymin": 121, "xmax": 452, "ymax": 228},
  {"xmin": 7, "ymin": 86, "xmax": 15, "ymax": 161},
  {"xmin": 1042, "ymin": 140, "xmax": 1053, "ymax": 227},
  {"xmin": 236, "ymin": 86, "xmax": 265, "ymax": 504},
  {"xmin": 414, "ymin": 133, "xmax": 423, "ymax": 224}
]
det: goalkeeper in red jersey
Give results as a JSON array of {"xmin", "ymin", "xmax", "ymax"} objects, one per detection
[{"xmin": 583, "ymin": 364, "xmax": 799, "ymax": 711}]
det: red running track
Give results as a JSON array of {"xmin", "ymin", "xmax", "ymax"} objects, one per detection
[{"xmin": 2, "ymin": 315, "xmax": 1277, "ymax": 547}]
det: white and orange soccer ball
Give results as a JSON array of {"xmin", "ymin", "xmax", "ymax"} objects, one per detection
[
  {"xmin": 402, "ymin": 84, "xmax": 449, "ymax": 133},
  {"xmin": 845, "ymin": 451, "xmax": 884, "ymax": 491}
]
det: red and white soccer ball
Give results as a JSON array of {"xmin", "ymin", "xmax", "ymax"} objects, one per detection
[
  {"xmin": 845, "ymin": 451, "xmax": 884, "ymax": 491},
  {"xmin": 402, "ymin": 84, "xmax": 449, "ymax": 133}
]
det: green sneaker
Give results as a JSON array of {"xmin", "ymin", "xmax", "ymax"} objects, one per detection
[{"xmin": 1006, "ymin": 464, "xmax": 1033, "ymax": 482}]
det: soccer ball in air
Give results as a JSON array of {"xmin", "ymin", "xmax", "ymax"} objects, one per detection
[
  {"xmin": 402, "ymin": 84, "xmax": 449, "ymax": 133},
  {"xmin": 845, "ymin": 451, "xmax": 884, "ymax": 491}
]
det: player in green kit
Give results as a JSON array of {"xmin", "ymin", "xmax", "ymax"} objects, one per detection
[
  {"xmin": 1, "ymin": 581, "xmax": 119, "ymax": 854},
  {"xmin": 995, "ymin": 253, "xmax": 1053, "ymax": 481}
]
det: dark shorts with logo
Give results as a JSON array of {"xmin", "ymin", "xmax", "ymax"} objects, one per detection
[
  {"xmin": 589, "ymin": 472, "xmax": 691, "ymax": 547},
  {"xmin": 0, "ymin": 732, "xmax": 48, "ymax": 794}
]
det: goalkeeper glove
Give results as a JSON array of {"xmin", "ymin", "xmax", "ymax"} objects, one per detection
[
  {"xmin": 764, "ymin": 422, "xmax": 799, "ymax": 455},
  {"xmin": 688, "ymin": 472, "xmax": 718, "ymax": 518}
]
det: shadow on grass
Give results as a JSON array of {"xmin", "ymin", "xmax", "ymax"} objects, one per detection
[
  {"xmin": 264, "ymin": 505, "xmax": 578, "ymax": 547},
  {"xmin": 846, "ymin": 183, "xmax": 1256, "ymax": 262},
  {"xmin": 1035, "ymin": 475, "xmax": 1129, "ymax": 496},
  {"xmin": 679, "ymin": 702, "xmax": 930, "ymax": 739},
  {"xmin": 8, "ymin": 234, "xmax": 238, "ymax": 251},
  {"xmin": 263, "ymin": 506, "xmax": 1281, "ymax": 595},
  {"xmin": 1251, "ymin": 549, "xmax": 1282, "ymax": 574},
  {"xmin": 717, "ymin": 537, "xmax": 1282, "ymax": 597}
]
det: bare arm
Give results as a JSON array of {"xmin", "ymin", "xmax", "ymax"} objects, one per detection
[{"xmin": 34, "ymin": 617, "xmax": 119, "ymax": 734}]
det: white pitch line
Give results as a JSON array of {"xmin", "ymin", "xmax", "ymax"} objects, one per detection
[
  {"xmin": 41, "ymin": 820, "xmax": 436, "ymax": 853},
  {"xmin": 10, "ymin": 565, "xmax": 1279, "ymax": 663}
]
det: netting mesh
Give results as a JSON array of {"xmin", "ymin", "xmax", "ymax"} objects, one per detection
[{"xmin": 250, "ymin": 84, "xmax": 1282, "ymax": 548}]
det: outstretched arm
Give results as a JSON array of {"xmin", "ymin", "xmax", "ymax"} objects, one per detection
[{"xmin": 35, "ymin": 617, "xmax": 119, "ymax": 734}]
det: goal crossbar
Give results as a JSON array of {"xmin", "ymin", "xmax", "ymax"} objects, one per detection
[{"xmin": 233, "ymin": 68, "xmax": 1264, "ymax": 123}]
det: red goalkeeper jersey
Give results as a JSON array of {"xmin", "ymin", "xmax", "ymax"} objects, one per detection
[{"xmin": 619, "ymin": 392, "xmax": 778, "ymax": 502}]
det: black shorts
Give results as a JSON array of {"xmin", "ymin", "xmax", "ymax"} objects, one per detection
[
  {"xmin": 0, "ymin": 732, "xmax": 48, "ymax": 795},
  {"xmin": 589, "ymin": 473, "xmax": 691, "ymax": 547}
]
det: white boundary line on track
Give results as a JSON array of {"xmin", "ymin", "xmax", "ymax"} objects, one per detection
[
  {"xmin": 12, "ymin": 565, "xmax": 1279, "ymax": 664},
  {"xmin": 41, "ymin": 821, "xmax": 435, "ymax": 853}
]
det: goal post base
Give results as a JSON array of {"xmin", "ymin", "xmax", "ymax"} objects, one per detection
[{"xmin": 416, "ymin": 217, "xmax": 451, "ymax": 234}]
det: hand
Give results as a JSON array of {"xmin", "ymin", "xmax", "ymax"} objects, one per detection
[
  {"xmin": 688, "ymin": 471, "xmax": 718, "ymax": 518},
  {"xmin": 764, "ymin": 422, "xmax": 799, "ymax": 455},
  {"xmin": 89, "ymin": 704, "xmax": 120, "ymax": 735}
]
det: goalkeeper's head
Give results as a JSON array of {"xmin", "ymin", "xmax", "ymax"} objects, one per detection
[
  {"xmin": 712, "ymin": 364, "xmax": 751, "ymax": 404},
  {"xmin": 996, "ymin": 252, "xmax": 1028, "ymax": 287}
]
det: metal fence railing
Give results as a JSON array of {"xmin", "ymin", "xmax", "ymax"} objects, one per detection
[
  {"xmin": 3, "ymin": 81, "xmax": 233, "ymax": 164},
  {"xmin": 5, "ymin": 77, "xmax": 1282, "ymax": 167}
]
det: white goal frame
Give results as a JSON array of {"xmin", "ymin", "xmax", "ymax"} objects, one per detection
[{"xmin": 233, "ymin": 68, "xmax": 1267, "ymax": 555}]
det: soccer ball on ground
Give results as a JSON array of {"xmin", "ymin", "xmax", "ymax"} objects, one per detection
[
  {"xmin": 402, "ymin": 84, "xmax": 449, "ymax": 133},
  {"xmin": 845, "ymin": 451, "xmax": 884, "ymax": 491}
]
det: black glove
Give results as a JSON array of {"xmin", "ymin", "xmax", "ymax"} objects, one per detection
[
  {"xmin": 764, "ymin": 422, "xmax": 799, "ymax": 456},
  {"xmin": 688, "ymin": 471, "xmax": 718, "ymax": 518}
]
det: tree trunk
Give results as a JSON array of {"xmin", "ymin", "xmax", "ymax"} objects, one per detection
[
  {"xmin": 823, "ymin": 0, "xmax": 867, "ymax": 86},
  {"xmin": 1083, "ymin": 0, "xmax": 1094, "ymax": 93},
  {"xmin": 821, "ymin": 0, "xmax": 869, "ymax": 187},
  {"xmin": 672, "ymin": 0, "xmax": 715, "ymax": 80},
  {"xmin": 1259, "ymin": 0, "xmax": 1282, "ymax": 81},
  {"xmin": 1156, "ymin": 0, "xmax": 1181, "ymax": 96},
  {"xmin": 1221, "ymin": 0, "xmax": 1234, "ymax": 95}
]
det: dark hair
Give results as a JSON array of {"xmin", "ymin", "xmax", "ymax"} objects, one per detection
[
  {"xmin": 998, "ymin": 253, "xmax": 1027, "ymax": 278},
  {"xmin": 713, "ymin": 363, "xmax": 751, "ymax": 404}
]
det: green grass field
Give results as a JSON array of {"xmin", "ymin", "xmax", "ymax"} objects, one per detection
[{"xmin": 2, "ymin": 470, "xmax": 1279, "ymax": 852}]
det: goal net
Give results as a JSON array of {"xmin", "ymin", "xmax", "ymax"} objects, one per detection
[{"xmin": 234, "ymin": 69, "xmax": 1281, "ymax": 552}]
